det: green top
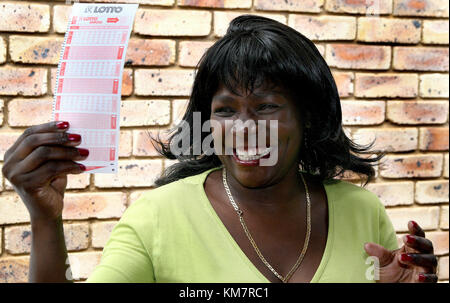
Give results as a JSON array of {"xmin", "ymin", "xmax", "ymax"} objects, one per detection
[{"xmin": 86, "ymin": 166, "xmax": 398, "ymax": 283}]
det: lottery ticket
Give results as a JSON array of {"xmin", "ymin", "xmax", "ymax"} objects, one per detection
[{"xmin": 52, "ymin": 3, "xmax": 138, "ymax": 173}]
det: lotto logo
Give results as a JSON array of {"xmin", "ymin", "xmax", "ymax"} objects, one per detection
[{"xmin": 84, "ymin": 6, "xmax": 123, "ymax": 14}]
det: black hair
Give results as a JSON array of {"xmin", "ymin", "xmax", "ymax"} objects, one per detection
[{"xmin": 150, "ymin": 15, "xmax": 384, "ymax": 187}]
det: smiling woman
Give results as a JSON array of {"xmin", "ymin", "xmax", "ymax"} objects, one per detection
[{"xmin": 83, "ymin": 15, "xmax": 439, "ymax": 283}]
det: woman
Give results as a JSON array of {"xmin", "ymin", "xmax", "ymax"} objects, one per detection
[{"xmin": 2, "ymin": 15, "xmax": 437, "ymax": 283}]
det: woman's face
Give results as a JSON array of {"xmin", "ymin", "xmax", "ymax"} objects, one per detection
[{"xmin": 210, "ymin": 83, "xmax": 304, "ymax": 188}]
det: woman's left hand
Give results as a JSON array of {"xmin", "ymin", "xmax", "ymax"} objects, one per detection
[{"xmin": 364, "ymin": 220, "xmax": 438, "ymax": 283}]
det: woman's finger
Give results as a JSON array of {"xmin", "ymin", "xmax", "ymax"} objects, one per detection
[
  {"xmin": 403, "ymin": 235, "xmax": 434, "ymax": 254},
  {"xmin": 399, "ymin": 253, "xmax": 437, "ymax": 273},
  {"xmin": 417, "ymin": 273, "xmax": 438, "ymax": 283},
  {"xmin": 3, "ymin": 121, "xmax": 70, "ymax": 163},
  {"xmin": 408, "ymin": 220, "xmax": 425, "ymax": 238}
]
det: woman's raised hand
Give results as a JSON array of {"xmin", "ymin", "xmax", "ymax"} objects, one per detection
[
  {"xmin": 1, "ymin": 121, "xmax": 89, "ymax": 222},
  {"xmin": 364, "ymin": 221, "xmax": 438, "ymax": 283}
]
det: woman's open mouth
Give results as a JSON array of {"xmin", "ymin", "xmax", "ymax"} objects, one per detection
[{"xmin": 232, "ymin": 147, "xmax": 273, "ymax": 166}]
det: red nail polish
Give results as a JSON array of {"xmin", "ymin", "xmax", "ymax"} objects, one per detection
[
  {"xmin": 68, "ymin": 134, "xmax": 81, "ymax": 141},
  {"xmin": 78, "ymin": 148, "xmax": 89, "ymax": 157},
  {"xmin": 77, "ymin": 163, "xmax": 86, "ymax": 171},
  {"xmin": 411, "ymin": 221, "xmax": 419, "ymax": 228},
  {"xmin": 401, "ymin": 253, "xmax": 414, "ymax": 262},
  {"xmin": 57, "ymin": 121, "xmax": 69, "ymax": 129},
  {"xmin": 418, "ymin": 274, "xmax": 426, "ymax": 282},
  {"xmin": 406, "ymin": 235, "xmax": 415, "ymax": 244}
]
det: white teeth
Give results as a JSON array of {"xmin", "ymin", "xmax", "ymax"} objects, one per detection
[{"xmin": 235, "ymin": 147, "xmax": 272, "ymax": 161}]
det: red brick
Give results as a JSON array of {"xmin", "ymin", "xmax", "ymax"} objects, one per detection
[
  {"xmin": 353, "ymin": 128, "xmax": 418, "ymax": 152},
  {"xmin": 5, "ymin": 223, "xmax": 89, "ymax": 254},
  {"xmin": 135, "ymin": 69, "xmax": 195, "ymax": 96},
  {"xmin": 9, "ymin": 35, "xmax": 63, "ymax": 64},
  {"xmin": 118, "ymin": 130, "xmax": 132, "ymax": 158},
  {"xmin": 126, "ymin": 39, "xmax": 175, "ymax": 66},
  {"xmin": 426, "ymin": 231, "xmax": 449, "ymax": 255},
  {"xmin": 62, "ymin": 192, "xmax": 127, "ymax": 220},
  {"xmin": 179, "ymin": 41, "xmax": 215, "ymax": 67},
  {"xmin": 122, "ymin": 68, "xmax": 133, "ymax": 96},
  {"xmin": 214, "ymin": 11, "xmax": 286, "ymax": 37},
  {"xmin": 0, "ymin": 256, "xmax": 29, "ymax": 283},
  {"xmin": 0, "ymin": 67, "xmax": 47, "ymax": 96},
  {"xmin": 53, "ymin": 5, "xmax": 71, "ymax": 34},
  {"xmin": 133, "ymin": 129, "xmax": 165, "ymax": 157},
  {"xmin": 387, "ymin": 100, "xmax": 449, "ymax": 125},
  {"xmin": 91, "ymin": 221, "xmax": 118, "ymax": 248},
  {"xmin": 366, "ymin": 182, "xmax": 414, "ymax": 206},
  {"xmin": 332, "ymin": 72, "xmax": 354, "ymax": 97},
  {"xmin": 423, "ymin": 20, "xmax": 449, "ymax": 44},
  {"xmin": 357, "ymin": 17, "xmax": 421, "ymax": 44},
  {"xmin": 121, "ymin": 100, "xmax": 170, "ymax": 126},
  {"xmin": 355, "ymin": 73, "xmax": 418, "ymax": 98},
  {"xmin": 94, "ymin": 160, "xmax": 163, "ymax": 188},
  {"xmin": 50, "ymin": 68, "xmax": 132, "ymax": 97},
  {"xmin": 441, "ymin": 205, "xmax": 449, "ymax": 229},
  {"xmin": 386, "ymin": 206, "xmax": 440, "ymax": 232},
  {"xmin": 379, "ymin": 154, "xmax": 443, "ymax": 178},
  {"xmin": 438, "ymin": 256, "xmax": 448, "ymax": 280},
  {"xmin": 288, "ymin": 15, "xmax": 356, "ymax": 41},
  {"xmin": 419, "ymin": 127, "xmax": 449, "ymax": 151},
  {"xmin": 326, "ymin": 44, "xmax": 391, "ymax": 70},
  {"xmin": 8, "ymin": 98, "xmax": 52, "ymax": 126},
  {"xmin": 0, "ymin": 2, "xmax": 50, "ymax": 32},
  {"xmin": 66, "ymin": 173, "xmax": 90, "ymax": 190},
  {"xmin": 444, "ymin": 154, "xmax": 449, "ymax": 179},
  {"xmin": 178, "ymin": 0, "xmax": 251, "ymax": 8},
  {"xmin": 393, "ymin": 0, "xmax": 449, "ymax": 17},
  {"xmin": 172, "ymin": 99, "xmax": 189, "ymax": 127},
  {"xmin": 0, "ymin": 193, "xmax": 30, "ymax": 224},
  {"xmin": 0, "ymin": 132, "xmax": 21, "ymax": 162},
  {"xmin": 393, "ymin": 47, "xmax": 449, "ymax": 71},
  {"xmin": 415, "ymin": 180, "xmax": 449, "ymax": 204},
  {"xmin": 341, "ymin": 100, "xmax": 385, "ymax": 125},
  {"xmin": 255, "ymin": 0, "xmax": 323, "ymax": 12},
  {"xmin": 0, "ymin": 37, "xmax": 6, "ymax": 63},
  {"xmin": 68, "ymin": 252, "xmax": 102, "ymax": 280},
  {"xmin": 134, "ymin": 9, "xmax": 211, "ymax": 36},
  {"xmin": 0, "ymin": 99, "xmax": 4, "ymax": 126},
  {"xmin": 419, "ymin": 73, "xmax": 449, "ymax": 98},
  {"xmin": 325, "ymin": 0, "xmax": 392, "ymax": 14}
]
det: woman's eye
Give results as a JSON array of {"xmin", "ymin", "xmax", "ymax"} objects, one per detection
[
  {"xmin": 214, "ymin": 107, "xmax": 235, "ymax": 116},
  {"xmin": 257, "ymin": 104, "xmax": 279, "ymax": 112}
]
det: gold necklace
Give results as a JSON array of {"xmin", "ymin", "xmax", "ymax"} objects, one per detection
[{"xmin": 221, "ymin": 167, "xmax": 311, "ymax": 283}]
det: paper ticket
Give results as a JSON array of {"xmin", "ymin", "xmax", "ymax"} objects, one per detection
[{"xmin": 52, "ymin": 3, "xmax": 138, "ymax": 174}]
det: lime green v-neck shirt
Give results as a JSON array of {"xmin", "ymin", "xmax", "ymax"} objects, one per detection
[{"xmin": 86, "ymin": 166, "xmax": 398, "ymax": 283}]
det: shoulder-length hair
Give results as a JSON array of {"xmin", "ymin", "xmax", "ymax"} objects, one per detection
[{"xmin": 151, "ymin": 15, "xmax": 383, "ymax": 187}]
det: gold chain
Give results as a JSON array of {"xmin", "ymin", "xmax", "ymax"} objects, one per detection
[{"xmin": 221, "ymin": 167, "xmax": 311, "ymax": 283}]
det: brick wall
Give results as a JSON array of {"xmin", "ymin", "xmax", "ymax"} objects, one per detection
[{"xmin": 0, "ymin": 0, "xmax": 448, "ymax": 283}]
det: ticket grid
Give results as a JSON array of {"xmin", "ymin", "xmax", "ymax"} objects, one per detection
[{"xmin": 52, "ymin": 3, "xmax": 138, "ymax": 174}]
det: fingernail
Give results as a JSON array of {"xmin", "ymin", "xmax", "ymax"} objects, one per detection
[
  {"xmin": 401, "ymin": 253, "xmax": 414, "ymax": 262},
  {"xmin": 78, "ymin": 148, "xmax": 89, "ymax": 157},
  {"xmin": 418, "ymin": 274, "xmax": 426, "ymax": 282},
  {"xmin": 68, "ymin": 134, "xmax": 81, "ymax": 141},
  {"xmin": 56, "ymin": 121, "xmax": 69, "ymax": 129},
  {"xmin": 411, "ymin": 221, "xmax": 419, "ymax": 229},
  {"xmin": 406, "ymin": 235, "xmax": 415, "ymax": 244},
  {"xmin": 77, "ymin": 163, "xmax": 86, "ymax": 171}
]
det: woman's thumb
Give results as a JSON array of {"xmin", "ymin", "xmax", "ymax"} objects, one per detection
[{"xmin": 364, "ymin": 242, "xmax": 392, "ymax": 266}]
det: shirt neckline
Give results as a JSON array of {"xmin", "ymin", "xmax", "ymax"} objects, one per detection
[{"xmin": 196, "ymin": 166, "xmax": 335, "ymax": 283}]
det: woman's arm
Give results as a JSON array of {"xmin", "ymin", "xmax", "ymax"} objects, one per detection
[{"xmin": 29, "ymin": 216, "xmax": 73, "ymax": 283}]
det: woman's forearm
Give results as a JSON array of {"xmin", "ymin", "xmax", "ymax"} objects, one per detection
[{"xmin": 29, "ymin": 216, "xmax": 73, "ymax": 283}]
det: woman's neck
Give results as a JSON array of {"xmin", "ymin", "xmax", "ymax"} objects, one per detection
[{"xmin": 223, "ymin": 164, "xmax": 306, "ymax": 213}]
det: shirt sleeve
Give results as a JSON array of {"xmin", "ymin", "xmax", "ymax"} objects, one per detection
[
  {"xmin": 378, "ymin": 202, "xmax": 399, "ymax": 251},
  {"xmin": 86, "ymin": 199, "xmax": 155, "ymax": 283}
]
